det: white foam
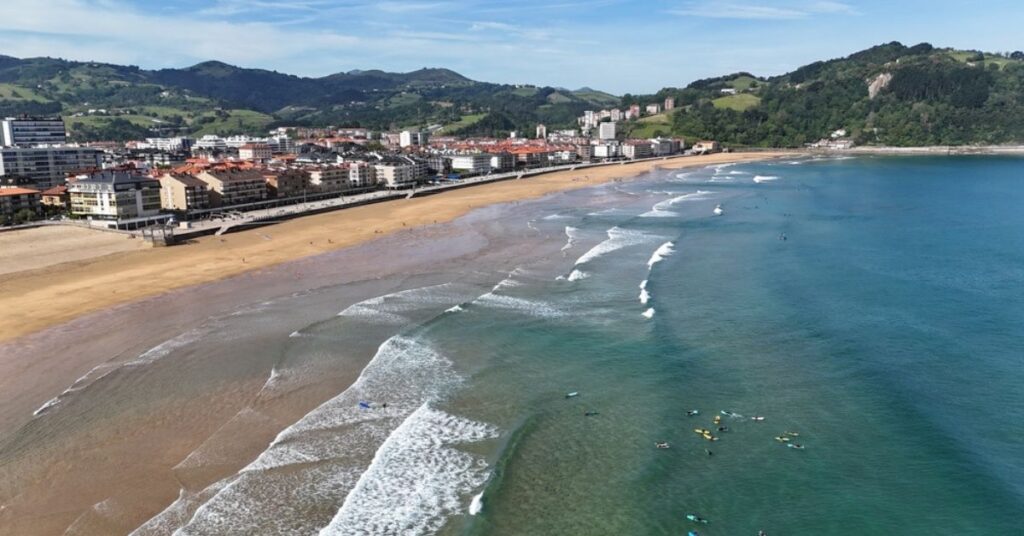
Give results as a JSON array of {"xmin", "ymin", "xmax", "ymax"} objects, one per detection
[
  {"xmin": 318, "ymin": 404, "xmax": 498, "ymax": 536},
  {"xmin": 147, "ymin": 335, "xmax": 481, "ymax": 535},
  {"xmin": 542, "ymin": 213, "xmax": 570, "ymax": 220},
  {"xmin": 641, "ymin": 191, "xmax": 714, "ymax": 218},
  {"xmin": 753, "ymin": 175, "xmax": 779, "ymax": 183},
  {"xmin": 445, "ymin": 305, "xmax": 464, "ymax": 313},
  {"xmin": 642, "ymin": 308, "xmax": 655, "ymax": 319},
  {"xmin": 128, "ymin": 328, "xmax": 204, "ymax": 366},
  {"xmin": 560, "ymin": 226, "xmax": 580, "ymax": 252},
  {"xmin": 566, "ymin": 269, "xmax": 589, "ymax": 282},
  {"xmin": 475, "ymin": 293, "xmax": 563, "ymax": 318},
  {"xmin": 337, "ymin": 283, "xmax": 460, "ymax": 325},
  {"xmin": 32, "ymin": 396, "xmax": 61, "ymax": 417},
  {"xmin": 639, "ymin": 280, "xmax": 650, "ymax": 305},
  {"xmin": 574, "ymin": 227, "xmax": 651, "ymax": 266},
  {"xmin": 469, "ymin": 492, "xmax": 484, "ymax": 515},
  {"xmin": 647, "ymin": 241, "xmax": 675, "ymax": 269}
]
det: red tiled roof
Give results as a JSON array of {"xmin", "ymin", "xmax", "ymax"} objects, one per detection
[{"xmin": 0, "ymin": 187, "xmax": 41, "ymax": 197}]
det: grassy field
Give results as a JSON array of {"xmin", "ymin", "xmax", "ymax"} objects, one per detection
[
  {"xmin": 572, "ymin": 89, "xmax": 619, "ymax": 107},
  {"xmin": 546, "ymin": 91, "xmax": 573, "ymax": 104},
  {"xmin": 511, "ymin": 87, "xmax": 539, "ymax": 97},
  {"xmin": 728, "ymin": 75, "xmax": 760, "ymax": 91},
  {"xmin": 712, "ymin": 93, "xmax": 761, "ymax": 111},
  {"xmin": 627, "ymin": 109, "xmax": 678, "ymax": 138},
  {"xmin": 192, "ymin": 109, "xmax": 274, "ymax": 136},
  {"xmin": 65, "ymin": 114, "xmax": 159, "ymax": 129},
  {"xmin": 0, "ymin": 83, "xmax": 51, "ymax": 102},
  {"xmin": 438, "ymin": 113, "xmax": 486, "ymax": 134},
  {"xmin": 947, "ymin": 50, "xmax": 1020, "ymax": 69},
  {"xmin": 387, "ymin": 92, "xmax": 423, "ymax": 108}
]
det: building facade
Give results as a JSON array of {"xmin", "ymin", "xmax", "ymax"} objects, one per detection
[
  {"xmin": 194, "ymin": 169, "xmax": 268, "ymax": 207},
  {"xmin": 598, "ymin": 122, "xmax": 617, "ymax": 141},
  {"xmin": 157, "ymin": 173, "xmax": 211, "ymax": 211},
  {"xmin": 0, "ymin": 146, "xmax": 104, "ymax": 189},
  {"xmin": 263, "ymin": 169, "xmax": 310, "ymax": 198},
  {"xmin": 68, "ymin": 171, "xmax": 162, "ymax": 221},
  {"xmin": 1, "ymin": 116, "xmax": 67, "ymax": 146},
  {"xmin": 449, "ymin": 154, "xmax": 492, "ymax": 175},
  {"xmin": 0, "ymin": 187, "xmax": 42, "ymax": 224}
]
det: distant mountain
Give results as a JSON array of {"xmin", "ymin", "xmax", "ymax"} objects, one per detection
[
  {"xmin": 628, "ymin": 42, "xmax": 1024, "ymax": 146},
  {"xmin": 0, "ymin": 56, "xmax": 618, "ymax": 141},
  {"xmin": 2, "ymin": 43, "xmax": 1022, "ymax": 145}
]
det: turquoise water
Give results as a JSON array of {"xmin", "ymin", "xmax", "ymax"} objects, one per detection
[
  {"xmin": 113, "ymin": 156, "xmax": 1024, "ymax": 535},
  {"xmin": 430, "ymin": 156, "xmax": 1024, "ymax": 535}
]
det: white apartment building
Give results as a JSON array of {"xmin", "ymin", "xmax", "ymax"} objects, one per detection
[
  {"xmin": 143, "ymin": 137, "xmax": 193, "ymax": 152},
  {"xmin": 308, "ymin": 166, "xmax": 349, "ymax": 193},
  {"xmin": 598, "ymin": 122, "xmax": 617, "ymax": 141},
  {"xmin": 622, "ymin": 142, "xmax": 653, "ymax": 159},
  {"xmin": 347, "ymin": 162, "xmax": 377, "ymax": 188},
  {"xmin": 449, "ymin": 154, "xmax": 492, "ymax": 175},
  {"xmin": 0, "ymin": 146, "xmax": 103, "ymax": 189},
  {"xmin": 68, "ymin": 170, "xmax": 162, "ymax": 222},
  {"xmin": 194, "ymin": 135, "xmax": 227, "ymax": 150},
  {"xmin": 399, "ymin": 130, "xmax": 428, "ymax": 148},
  {"xmin": 592, "ymin": 143, "xmax": 621, "ymax": 159}
]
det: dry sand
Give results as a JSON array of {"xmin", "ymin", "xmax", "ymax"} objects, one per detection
[
  {"xmin": 0, "ymin": 152, "xmax": 793, "ymax": 343},
  {"xmin": 0, "ymin": 226, "xmax": 149, "ymax": 276}
]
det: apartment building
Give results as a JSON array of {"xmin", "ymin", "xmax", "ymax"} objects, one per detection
[
  {"xmin": 0, "ymin": 146, "xmax": 103, "ymax": 189},
  {"xmin": 263, "ymin": 168, "xmax": 310, "ymax": 198},
  {"xmin": 308, "ymin": 166, "xmax": 349, "ymax": 193},
  {"xmin": 68, "ymin": 170, "xmax": 162, "ymax": 221},
  {"xmin": 1, "ymin": 116, "xmax": 67, "ymax": 146},
  {"xmin": 0, "ymin": 187, "xmax": 42, "ymax": 223},
  {"xmin": 194, "ymin": 169, "xmax": 268, "ymax": 207},
  {"xmin": 449, "ymin": 154, "xmax": 492, "ymax": 175},
  {"xmin": 157, "ymin": 173, "xmax": 211, "ymax": 211}
]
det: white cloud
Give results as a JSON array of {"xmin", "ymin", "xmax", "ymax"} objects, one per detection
[{"xmin": 670, "ymin": 1, "xmax": 856, "ymax": 20}]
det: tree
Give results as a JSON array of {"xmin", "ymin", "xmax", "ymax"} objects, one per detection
[{"xmin": 13, "ymin": 208, "xmax": 37, "ymax": 225}]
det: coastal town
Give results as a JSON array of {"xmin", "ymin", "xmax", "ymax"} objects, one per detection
[{"xmin": 0, "ymin": 103, "xmax": 719, "ymax": 235}]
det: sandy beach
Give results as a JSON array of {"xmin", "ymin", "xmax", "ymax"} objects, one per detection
[
  {"xmin": 0, "ymin": 152, "xmax": 792, "ymax": 344},
  {"xmin": 0, "ymin": 151, "xmax": 800, "ymax": 535}
]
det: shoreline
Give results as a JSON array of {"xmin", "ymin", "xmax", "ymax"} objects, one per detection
[
  {"xmin": 0, "ymin": 151, "xmax": 793, "ymax": 344},
  {"xmin": 818, "ymin": 145, "xmax": 1024, "ymax": 155}
]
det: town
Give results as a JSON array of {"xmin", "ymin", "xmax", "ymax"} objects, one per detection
[{"xmin": 0, "ymin": 107, "xmax": 718, "ymax": 237}]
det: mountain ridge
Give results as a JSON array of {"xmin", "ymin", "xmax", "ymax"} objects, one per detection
[{"xmin": 1, "ymin": 42, "xmax": 1023, "ymax": 146}]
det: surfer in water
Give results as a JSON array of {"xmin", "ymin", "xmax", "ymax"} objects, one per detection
[{"xmin": 687, "ymin": 409, "xmax": 700, "ymax": 417}]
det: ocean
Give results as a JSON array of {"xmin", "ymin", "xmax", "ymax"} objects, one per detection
[{"xmin": 4, "ymin": 155, "xmax": 1023, "ymax": 535}]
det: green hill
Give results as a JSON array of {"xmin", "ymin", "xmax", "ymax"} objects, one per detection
[
  {"xmin": 0, "ymin": 56, "xmax": 617, "ymax": 140},
  {"xmin": 3, "ymin": 42, "xmax": 1024, "ymax": 145},
  {"xmin": 641, "ymin": 42, "xmax": 1024, "ymax": 146}
]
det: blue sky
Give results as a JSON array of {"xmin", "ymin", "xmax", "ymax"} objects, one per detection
[{"xmin": 0, "ymin": 1, "xmax": 1022, "ymax": 94}]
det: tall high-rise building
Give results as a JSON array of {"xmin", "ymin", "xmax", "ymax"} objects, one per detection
[
  {"xmin": 535, "ymin": 124, "xmax": 547, "ymax": 140},
  {"xmin": 1, "ymin": 116, "xmax": 67, "ymax": 146}
]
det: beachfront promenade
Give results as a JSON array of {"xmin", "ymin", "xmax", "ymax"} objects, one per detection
[{"xmin": 134, "ymin": 155, "xmax": 691, "ymax": 241}]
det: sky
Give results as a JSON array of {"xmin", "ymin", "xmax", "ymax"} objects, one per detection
[{"xmin": 0, "ymin": 0, "xmax": 1022, "ymax": 94}]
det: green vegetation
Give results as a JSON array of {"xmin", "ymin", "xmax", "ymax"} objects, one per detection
[
  {"xmin": 4, "ymin": 42, "xmax": 1024, "ymax": 146},
  {"xmin": 0, "ymin": 83, "xmax": 50, "ymax": 102},
  {"xmin": 712, "ymin": 93, "xmax": 761, "ymax": 111},
  {"xmin": 437, "ymin": 113, "xmax": 486, "ymax": 134},
  {"xmin": 191, "ymin": 109, "xmax": 275, "ymax": 136}
]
